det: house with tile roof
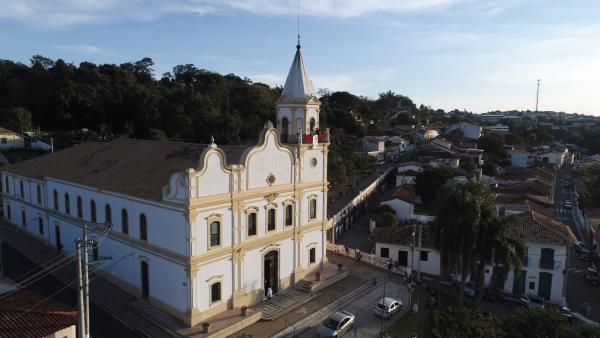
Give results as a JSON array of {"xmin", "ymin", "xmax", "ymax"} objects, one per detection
[
  {"xmin": 0, "ymin": 127, "xmax": 25, "ymax": 150},
  {"xmin": 369, "ymin": 210, "xmax": 576, "ymax": 303},
  {"xmin": 0, "ymin": 287, "xmax": 77, "ymax": 338}
]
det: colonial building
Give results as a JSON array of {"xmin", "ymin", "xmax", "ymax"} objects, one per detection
[
  {"xmin": 1, "ymin": 44, "xmax": 329, "ymax": 327},
  {"xmin": 370, "ymin": 210, "xmax": 576, "ymax": 304}
]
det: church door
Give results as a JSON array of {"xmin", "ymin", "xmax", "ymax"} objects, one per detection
[{"xmin": 264, "ymin": 251, "xmax": 279, "ymax": 295}]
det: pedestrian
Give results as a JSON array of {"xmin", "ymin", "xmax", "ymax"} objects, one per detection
[
  {"xmin": 358, "ymin": 251, "xmax": 363, "ymax": 265},
  {"xmin": 355, "ymin": 249, "xmax": 361, "ymax": 264},
  {"xmin": 267, "ymin": 287, "xmax": 273, "ymax": 301},
  {"xmin": 344, "ymin": 244, "xmax": 349, "ymax": 256}
]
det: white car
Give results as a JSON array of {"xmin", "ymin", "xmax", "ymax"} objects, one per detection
[
  {"xmin": 318, "ymin": 310, "xmax": 355, "ymax": 337},
  {"xmin": 520, "ymin": 294, "xmax": 545, "ymax": 309},
  {"xmin": 374, "ymin": 297, "xmax": 403, "ymax": 318}
]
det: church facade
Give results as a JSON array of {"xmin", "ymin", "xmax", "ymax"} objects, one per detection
[{"xmin": 1, "ymin": 45, "xmax": 329, "ymax": 326}]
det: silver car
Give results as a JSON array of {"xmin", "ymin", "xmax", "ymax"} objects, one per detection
[
  {"xmin": 374, "ymin": 297, "xmax": 403, "ymax": 318},
  {"xmin": 318, "ymin": 310, "xmax": 355, "ymax": 337}
]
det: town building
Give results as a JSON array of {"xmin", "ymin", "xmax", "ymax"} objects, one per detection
[
  {"xmin": 0, "ymin": 283, "xmax": 77, "ymax": 338},
  {"xmin": 444, "ymin": 122, "xmax": 482, "ymax": 140},
  {"xmin": 370, "ymin": 210, "xmax": 576, "ymax": 304},
  {"xmin": 508, "ymin": 149, "xmax": 535, "ymax": 168},
  {"xmin": 1, "ymin": 44, "xmax": 329, "ymax": 327},
  {"xmin": 0, "ymin": 127, "xmax": 24, "ymax": 150}
]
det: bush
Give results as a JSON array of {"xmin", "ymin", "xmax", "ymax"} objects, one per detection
[{"xmin": 433, "ymin": 307, "xmax": 505, "ymax": 338}]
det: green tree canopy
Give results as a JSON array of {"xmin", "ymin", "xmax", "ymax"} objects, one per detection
[{"xmin": 415, "ymin": 166, "xmax": 456, "ymax": 207}]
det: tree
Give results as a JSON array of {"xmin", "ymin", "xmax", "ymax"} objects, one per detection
[
  {"xmin": 0, "ymin": 106, "xmax": 32, "ymax": 133},
  {"xmin": 479, "ymin": 134, "xmax": 506, "ymax": 157},
  {"xmin": 432, "ymin": 180, "xmax": 496, "ymax": 309},
  {"xmin": 503, "ymin": 308, "xmax": 572, "ymax": 338},
  {"xmin": 369, "ymin": 205, "xmax": 398, "ymax": 228},
  {"xmin": 473, "ymin": 215, "xmax": 526, "ymax": 305},
  {"xmin": 415, "ymin": 166, "xmax": 456, "ymax": 207}
]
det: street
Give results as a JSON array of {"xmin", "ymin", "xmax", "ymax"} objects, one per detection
[
  {"xmin": 554, "ymin": 166, "xmax": 600, "ymax": 322},
  {"xmin": 294, "ymin": 280, "xmax": 409, "ymax": 338}
]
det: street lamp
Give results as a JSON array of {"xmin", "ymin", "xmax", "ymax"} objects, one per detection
[{"xmin": 380, "ymin": 259, "xmax": 392, "ymax": 336}]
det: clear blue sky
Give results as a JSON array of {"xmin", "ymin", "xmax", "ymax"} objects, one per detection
[{"xmin": 1, "ymin": 0, "xmax": 599, "ymax": 115}]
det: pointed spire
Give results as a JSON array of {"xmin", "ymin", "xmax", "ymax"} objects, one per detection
[{"xmin": 281, "ymin": 46, "xmax": 315, "ymax": 100}]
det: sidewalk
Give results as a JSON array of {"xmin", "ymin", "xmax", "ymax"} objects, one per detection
[
  {"xmin": 0, "ymin": 222, "xmax": 177, "ymax": 338},
  {"xmin": 228, "ymin": 253, "xmax": 389, "ymax": 338}
]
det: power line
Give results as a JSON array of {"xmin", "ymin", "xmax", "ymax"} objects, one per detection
[{"xmin": 0, "ymin": 252, "xmax": 132, "ymax": 330}]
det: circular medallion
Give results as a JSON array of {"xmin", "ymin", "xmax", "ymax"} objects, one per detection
[{"xmin": 266, "ymin": 173, "xmax": 276, "ymax": 185}]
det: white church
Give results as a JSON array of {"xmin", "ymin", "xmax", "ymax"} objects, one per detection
[{"xmin": 1, "ymin": 44, "xmax": 329, "ymax": 326}]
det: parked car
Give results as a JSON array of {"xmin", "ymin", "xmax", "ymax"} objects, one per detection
[
  {"xmin": 463, "ymin": 281, "xmax": 476, "ymax": 297},
  {"xmin": 374, "ymin": 297, "xmax": 403, "ymax": 318},
  {"xmin": 559, "ymin": 306, "xmax": 574, "ymax": 323},
  {"xmin": 564, "ymin": 201, "xmax": 572, "ymax": 209},
  {"xmin": 520, "ymin": 294, "xmax": 545, "ymax": 309},
  {"xmin": 319, "ymin": 311, "xmax": 355, "ymax": 337}
]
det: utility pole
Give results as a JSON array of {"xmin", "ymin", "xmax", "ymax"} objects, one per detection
[
  {"xmin": 82, "ymin": 223, "xmax": 90, "ymax": 338},
  {"xmin": 76, "ymin": 238, "xmax": 86, "ymax": 338},
  {"xmin": 535, "ymin": 79, "xmax": 541, "ymax": 123},
  {"xmin": 417, "ymin": 225, "xmax": 422, "ymax": 282}
]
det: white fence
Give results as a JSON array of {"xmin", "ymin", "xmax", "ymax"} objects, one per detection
[{"xmin": 327, "ymin": 242, "xmax": 408, "ymax": 276}]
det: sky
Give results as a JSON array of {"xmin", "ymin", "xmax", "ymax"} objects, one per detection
[{"xmin": 1, "ymin": 0, "xmax": 599, "ymax": 115}]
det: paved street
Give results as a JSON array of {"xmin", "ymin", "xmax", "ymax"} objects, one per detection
[
  {"xmin": 296, "ymin": 280, "xmax": 409, "ymax": 338},
  {"xmin": 554, "ymin": 166, "xmax": 600, "ymax": 322}
]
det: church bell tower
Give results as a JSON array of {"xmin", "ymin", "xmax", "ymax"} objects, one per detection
[{"xmin": 276, "ymin": 43, "xmax": 320, "ymax": 144}]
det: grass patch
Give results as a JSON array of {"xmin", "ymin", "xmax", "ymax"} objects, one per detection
[
  {"xmin": 385, "ymin": 285, "xmax": 434, "ymax": 338},
  {"xmin": 2, "ymin": 149, "xmax": 47, "ymax": 163}
]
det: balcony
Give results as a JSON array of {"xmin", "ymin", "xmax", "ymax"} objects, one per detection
[{"xmin": 539, "ymin": 259, "xmax": 555, "ymax": 270}]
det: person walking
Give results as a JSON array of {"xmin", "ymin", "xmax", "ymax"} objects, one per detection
[
  {"xmin": 267, "ymin": 287, "xmax": 273, "ymax": 301},
  {"xmin": 355, "ymin": 249, "xmax": 361, "ymax": 265},
  {"xmin": 344, "ymin": 244, "xmax": 349, "ymax": 256}
]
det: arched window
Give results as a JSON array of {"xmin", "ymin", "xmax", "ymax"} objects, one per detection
[
  {"xmin": 90, "ymin": 200, "xmax": 97, "ymax": 222},
  {"xmin": 210, "ymin": 221, "xmax": 220, "ymax": 247},
  {"xmin": 139, "ymin": 214, "xmax": 147, "ymax": 241},
  {"xmin": 77, "ymin": 196, "xmax": 82, "ymax": 218},
  {"xmin": 38, "ymin": 217, "xmax": 44, "ymax": 235},
  {"xmin": 121, "ymin": 209, "xmax": 129, "ymax": 234},
  {"xmin": 248, "ymin": 212, "xmax": 257, "ymax": 236},
  {"xmin": 53, "ymin": 190, "xmax": 58, "ymax": 210},
  {"xmin": 36, "ymin": 185, "xmax": 41, "ymax": 204},
  {"xmin": 19, "ymin": 180, "xmax": 24, "ymax": 198},
  {"xmin": 105, "ymin": 204, "xmax": 112, "ymax": 224},
  {"xmin": 281, "ymin": 117, "xmax": 289, "ymax": 143},
  {"xmin": 285, "ymin": 205, "xmax": 293, "ymax": 226},
  {"xmin": 211, "ymin": 282, "xmax": 221, "ymax": 303},
  {"xmin": 309, "ymin": 199, "xmax": 317, "ymax": 220},
  {"xmin": 4, "ymin": 177, "xmax": 8, "ymax": 194},
  {"xmin": 21, "ymin": 210, "xmax": 26, "ymax": 227},
  {"xmin": 64, "ymin": 193, "xmax": 70, "ymax": 214},
  {"xmin": 309, "ymin": 118, "xmax": 316, "ymax": 133},
  {"xmin": 267, "ymin": 208, "xmax": 276, "ymax": 231}
]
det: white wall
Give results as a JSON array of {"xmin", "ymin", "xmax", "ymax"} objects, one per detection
[
  {"xmin": 374, "ymin": 242, "xmax": 441, "ymax": 276},
  {"xmin": 381, "ymin": 199, "xmax": 413, "ymax": 222}
]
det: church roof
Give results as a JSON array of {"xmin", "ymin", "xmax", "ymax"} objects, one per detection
[
  {"xmin": 281, "ymin": 46, "xmax": 315, "ymax": 100},
  {"xmin": 2, "ymin": 139, "xmax": 247, "ymax": 201}
]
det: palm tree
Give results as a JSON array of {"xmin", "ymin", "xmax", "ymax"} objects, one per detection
[
  {"xmin": 472, "ymin": 215, "xmax": 526, "ymax": 306},
  {"xmin": 433, "ymin": 180, "xmax": 495, "ymax": 309}
]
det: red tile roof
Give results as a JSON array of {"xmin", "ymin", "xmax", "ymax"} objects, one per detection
[
  {"xmin": 0, "ymin": 290, "xmax": 77, "ymax": 338},
  {"xmin": 369, "ymin": 225, "xmax": 435, "ymax": 248},
  {"xmin": 508, "ymin": 210, "xmax": 577, "ymax": 246}
]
